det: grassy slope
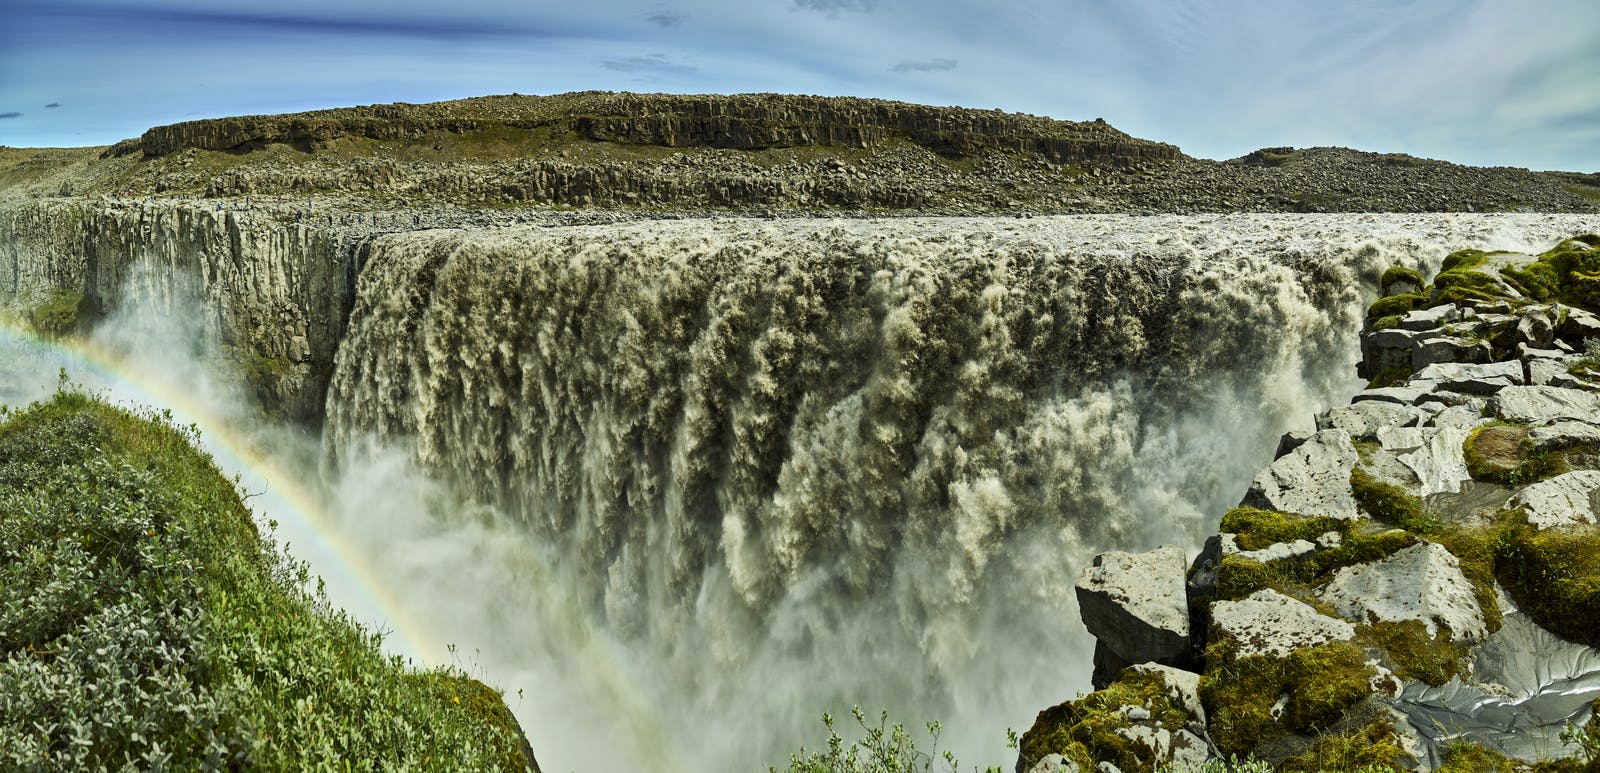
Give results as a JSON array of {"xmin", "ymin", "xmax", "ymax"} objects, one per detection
[{"xmin": 0, "ymin": 390, "xmax": 537, "ymax": 771}]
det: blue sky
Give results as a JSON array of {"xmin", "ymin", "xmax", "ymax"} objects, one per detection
[{"xmin": 2, "ymin": 0, "xmax": 1596, "ymax": 170}]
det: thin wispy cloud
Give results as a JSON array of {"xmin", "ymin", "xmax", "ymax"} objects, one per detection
[
  {"xmin": 793, "ymin": 0, "xmax": 879, "ymax": 14},
  {"xmin": 601, "ymin": 53, "xmax": 697, "ymax": 76},
  {"xmin": 44, "ymin": 103, "xmax": 61, "ymax": 109},
  {"xmin": 644, "ymin": 11, "xmax": 685, "ymax": 28},
  {"xmin": 9, "ymin": 1, "xmax": 541, "ymax": 42},
  {"xmin": 889, "ymin": 58, "xmax": 956, "ymax": 74},
  {"xmin": 0, "ymin": 113, "xmax": 21, "ymax": 120}
]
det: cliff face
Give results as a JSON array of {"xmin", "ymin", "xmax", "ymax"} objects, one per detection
[
  {"xmin": 0, "ymin": 200, "xmax": 359, "ymax": 421},
  {"xmin": 134, "ymin": 91, "xmax": 1181, "ymax": 168}
]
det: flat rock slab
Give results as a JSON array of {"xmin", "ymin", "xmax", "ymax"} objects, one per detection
[
  {"xmin": 1317, "ymin": 542, "xmax": 1488, "ymax": 644},
  {"xmin": 1413, "ymin": 360, "xmax": 1524, "ymax": 395},
  {"xmin": 1398, "ymin": 305, "xmax": 1462, "ymax": 331},
  {"xmin": 1244, "ymin": 428, "xmax": 1359, "ymax": 519},
  {"xmin": 1076, "ymin": 545, "xmax": 1191, "ymax": 665},
  {"xmin": 1211, "ymin": 588, "xmax": 1356, "ymax": 658},
  {"xmin": 1492, "ymin": 385, "xmax": 1600, "ymax": 424},
  {"xmin": 1505, "ymin": 470, "xmax": 1600, "ymax": 530},
  {"xmin": 1318, "ymin": 400, "xmax": 1424, "ymax": 439},
  {"xmin": 1354, "ymin": 387, "xmax": 1429, "ymax": 406},
  {"xmin": 1378, "ymin": 426, "xmax": 1426, "ymax": 451}
]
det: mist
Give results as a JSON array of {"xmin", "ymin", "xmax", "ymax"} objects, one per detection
[{"xmin": 3, "ymin": 213, "xmax": 1598, "ymax": 772}]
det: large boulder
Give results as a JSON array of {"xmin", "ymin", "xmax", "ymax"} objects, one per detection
[
  {"xmin": 1211, "ymin": 589, "xmax": 1356, "ymax": 658},
  {"xmin": 1242, "ymin": 429, "xmax": 1360, "ymax": 520},
  {"xmin": 1316, "ymin": 542, "xmax": 1489, "ymax": 644},
  {"xmin": 1076, "ymin": 546, "xmax": 1191, "ymax": 669},
  {"xmin": 1505, "ymin": 470, "xmax": 1600, "ymax": 530}
]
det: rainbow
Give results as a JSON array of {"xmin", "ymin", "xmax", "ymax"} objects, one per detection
[
  {"xmin": 0, "ymin": 319, "xmax": 691, "ymax": 771},
  {"xmin": 0, "ymin": 320, "xmax": 441, "ymax": 665}
]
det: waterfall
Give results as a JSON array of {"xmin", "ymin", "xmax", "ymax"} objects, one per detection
[{"xmin": 321, "ymin": 213, "xmax": 1596, "ymax": 771}]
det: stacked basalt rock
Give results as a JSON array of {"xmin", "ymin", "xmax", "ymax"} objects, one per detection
[{"xmin": 1020, "ymin": 236, "xmax": 1600, "ymax": 773}]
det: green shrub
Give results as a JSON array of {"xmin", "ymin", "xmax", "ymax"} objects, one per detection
[
  {"xmin": 775, "ymin": 707, "xmax": 984, "ymax": 773},
  {"xmin": 0, "ymin": 391, "xmax": 537, "ymax": 770}
]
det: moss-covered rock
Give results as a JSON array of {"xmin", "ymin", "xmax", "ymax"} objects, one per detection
[
  {"xmin": 1465, "ymin": 423, "xmax": 1566, "ymax": 486},
  {"xmin": 1495, "ymin": 515, "xmax": 1600, "ymax": 647},
  {"xmin": 1350, "ymin": 465, "xmax": 1429, "ymax": 531},
  {"xmin": 1381, "ymin": 266, "xmax": 1425, "ymax": 297},
  {"xmin": 1016, "ymin": 667, "xmax": 1193, "ymax": 773},
  {"xmin": 1497, "ymin": 235, "xmax": 1600, "ymax": 307},
  {"xmin": 1200, "ymin": 639, "xmax": 1378, "ymax": 759}
]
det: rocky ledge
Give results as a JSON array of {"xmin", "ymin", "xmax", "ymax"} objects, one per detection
[
  {"xmin": 1020, "ymin": 234, "xmax": 1600, "ymax": 772},
  {"xmin": 5, "ymin": 93, "xmax": 1596, "ymax": 214}
]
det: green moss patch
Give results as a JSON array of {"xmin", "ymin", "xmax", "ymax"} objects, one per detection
[
  {"xmin": 1350, "ymin": 466, "xmax": 1429, "ymax": 531},
  {"xmin": 1016, "ymin": 667, "xmax": 1189, "ymax": 772},
  {"xmin": 1200, "ymin": 640, "xmax": 1377, "ymax": 758},
  {"xmin": 1221, "ymin": 507, "xmax": 1343, "ymax": 552},
  {"xmin": 1495, "ymin": 516, "xmax": 1600, "ymax": 647},
  {"xmin": 1427, "ymin": 523, "xmax": 1506, "ymax": 634},
  {"xmin": 1277, "ymin": 718, "xmax": 1408, "ymax": 772},
  {"xmin": 1366, "ymin": 292, "xmax": 1424, "ymax": 326},
  {"xmin": 1465, "ymin": 423, "xmax": 1566, "ymax": 486},
  {"xmin": 1209, "ymin": 518, "xmax": 1414, "ymax": 601},
  {"xmin": 1362, "ymin": 619, "xmax": 1465, "ymax": 686},
  {"xmin": 1366, "ymin": 365, "xmax": 1414, "ymax": 389},
  {"xmin": 1495, "ymin": 235, "xmax": 1600, "ymax": 307},
  {"xmin": 1380, "ymin": 266, "xmax": 1424, "ymax": 294},
  {"xmin": 0, "ymin": 392, "xmax": 536, "ymax": 770}
]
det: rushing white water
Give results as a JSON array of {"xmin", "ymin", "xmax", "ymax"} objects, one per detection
[{"xmin": 319, "ymin": 213, "xmax": 1600, "ymax": 772}]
